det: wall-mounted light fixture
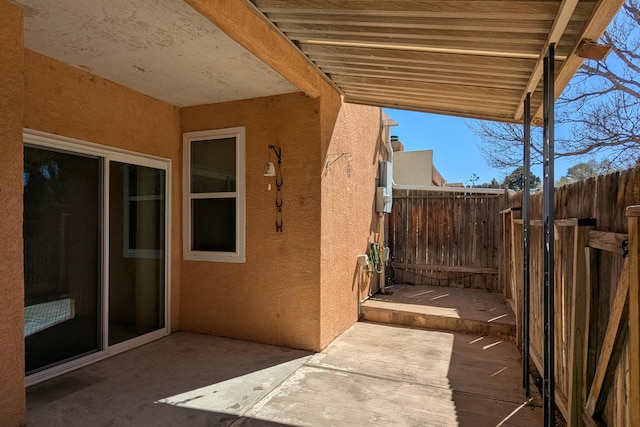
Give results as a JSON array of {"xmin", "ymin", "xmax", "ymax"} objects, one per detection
[{"xmin": 263, "ymin": 161, "xmax": 276, "ymax": 177}]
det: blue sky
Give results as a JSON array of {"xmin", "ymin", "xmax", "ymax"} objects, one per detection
[{"xmin": 384, "ymin": 108, "xmax": 574, "ymax": 186}]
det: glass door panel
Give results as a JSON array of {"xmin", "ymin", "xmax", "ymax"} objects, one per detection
[
  {"xmin": 24, "ymin": 147, "xmax": 101, "ymax": 373},
  {"xmin": 108, "ymin": 162, "xmax": 166, "ymax": 346}
]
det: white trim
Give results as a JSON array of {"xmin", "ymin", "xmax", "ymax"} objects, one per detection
[
  {"xmin": 393, "ymin": 184, "xmax": 507, "ymax": 195},
  {"xmin": 23, "ymin": 129, "xmax": 172, "ymax": 386},
  {"xmin": 183, "ymin": 127, "xmax": 246, "ymax": 263}
]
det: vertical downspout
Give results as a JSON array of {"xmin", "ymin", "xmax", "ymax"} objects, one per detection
[
  {"xmin": 523, "ymin": 93, "xmax": 531, "ymax": 397},
  {"xmin": 542, "ymin": 44, "xmax": 556, "ymax": 427}
]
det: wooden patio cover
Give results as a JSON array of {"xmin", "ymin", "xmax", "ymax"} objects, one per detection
[{"xmin": 249, "ymin": 0, "xmax": 624, "ymax": 124}]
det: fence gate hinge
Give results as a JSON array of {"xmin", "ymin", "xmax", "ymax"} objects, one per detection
[{"xmin": 621, "ymin": 239, "xmax": 629, "ymax": 258}]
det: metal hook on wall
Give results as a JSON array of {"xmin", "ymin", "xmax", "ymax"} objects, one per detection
[
  {"xmin": 267, "ymin": 144, "xmax": 283, "ymax": 232},
  {"xmin": 268, "ymin": 144, "xmax": 283, "ymax": 188}
]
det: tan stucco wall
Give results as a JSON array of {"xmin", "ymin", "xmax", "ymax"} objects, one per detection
[
  {"xmin": 319, "ymin": 104, "xmax": 383, "ymax": 347},
  {"xmin": 0, "ymin": 2, "xmax": 26, "ymax": 425},
  {"xmin": 393, "ymin": 150, "xmax": 435, "ymax": 187},
  {"xmin": 179, "ymin": 93, "xmax": 383, "ymax": 352},
  {"xmin": 23, "ymin": 50, "xmax": 183, "ymax": 330},
  {"xmin": 180, "ymin": 93, "xmax": 324, "ymax": 351}
]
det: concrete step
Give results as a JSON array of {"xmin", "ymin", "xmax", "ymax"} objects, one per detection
[{"xmin": 360, "ymin": 284, "xmax": 516, "ymax": 336}]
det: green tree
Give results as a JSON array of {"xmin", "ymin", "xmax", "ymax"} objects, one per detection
[
  {"xmin": 502, "ymin": 167, "xmax": 541, "ymax": 192},
  {"xmin": 556, "ymin": 159, "xmax": 614, "ymax": 186}
]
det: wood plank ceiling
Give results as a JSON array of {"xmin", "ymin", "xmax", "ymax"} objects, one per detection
[{"xmin": 249, "ymin": 0, "xmax": 624, "ymax": 124}]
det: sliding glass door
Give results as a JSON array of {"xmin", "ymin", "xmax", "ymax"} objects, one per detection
[{"xmin": 24, "ymin": 134, "xmax": 169, "ymax": 380}]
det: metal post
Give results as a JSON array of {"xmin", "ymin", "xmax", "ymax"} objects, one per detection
[
  {"xmin": 542, "ymin": 44, "xmax": 556, "ymax": 427},
  {"xmin": 522, "ymin": 93, "xmax": 531, "ymax": 396}
]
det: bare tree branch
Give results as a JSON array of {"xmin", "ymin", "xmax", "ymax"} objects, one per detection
[{"xmin": 469, "ymin": 0, "xmax": 640, "ymax": 173}]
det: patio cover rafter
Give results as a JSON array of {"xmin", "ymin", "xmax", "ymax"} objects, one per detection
[{"xmin": 248, "ymin": 0, "xmax": 625, "ymax": 125}]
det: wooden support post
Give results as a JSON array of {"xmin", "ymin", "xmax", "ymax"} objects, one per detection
[
  {"xmin": 501, "ymin": 210, "xmax": 513, "ymax": 300},
  {"xmin": 510, "ymin": 209, "xmax": 522, "ymax": 345},
  {"xmin": 567, "ymin": 222, "xmax": 595, "ymax": 427},
  {"xmin": 626, "ymin": 206, "xmax": 640, "ymax": 425}
]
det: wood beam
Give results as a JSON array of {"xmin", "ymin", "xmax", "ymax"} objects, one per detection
[
  {"xmin": 269, "ymin": 14, "xmax": 572, "ymax": 34},
  {"xmin": 343, "ymin": 93, "xmax": 514, "ymax": 117},
  {"xmin": 345, "ymin": 96, "xmax": 519, "ymax": 124},
  {"xmin": 300, "ymin": 44, "xmax": 539, "ymax": 71},
  {"xmin": 587, "ymin": 231, "xmax": 629, "ymax": 255},
  {"xmin": 514, "ymin": 0, "xmax": 579, "ymax": 121},
  {"xmin": 321, "ymin": 68, "xmax": 527, "ymax": 90},
  {"xmin": 278, "ymin": 22, "xmax": 554, "ymax": 45},
  {"xmin": 333, "ymin": 75, "xmax": 523, "ymax": 99},
  {"xmin": 530, "ymin": 0, "xmax": 626, "ymax": 121},
  {"xmin": 313, "ymin": 59, "xmax": 530, "ymax": 80},
  {"xmin": 339, "ymin": 85, "xmax": 518, "ymax": 108},
  {"xmin": 255, "ymin": 0, "xmax": 572, "ymax": 20},
  {"xmin": 391, "ymin": 262, "xmax": 498, "ymax": 275},
  {"xmin": 184, "ymin": 0, "xmax": 335, "ymax": 98}
]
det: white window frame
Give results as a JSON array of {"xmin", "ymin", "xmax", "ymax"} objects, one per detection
[{"xmin": 183, "ymin": 127, "xmax": 246, "ymax": 263}]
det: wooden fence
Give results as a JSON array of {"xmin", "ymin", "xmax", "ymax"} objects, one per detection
[
  {"xmin": 502, "ymin": 166, "xmax": 640, "ymax": 426},
  {"xmin": 389, "ymin": 188, "xmax": 506, "ymax": 291}
]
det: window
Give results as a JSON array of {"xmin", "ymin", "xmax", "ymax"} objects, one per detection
[{"xmin": 183, "ymin": 127, "xmax": 246, "ymax": 262}]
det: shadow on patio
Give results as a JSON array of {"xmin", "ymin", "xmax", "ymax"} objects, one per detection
[{"xmin": 27, "ymin": 321, "xmax": 541, "ymax": 426}]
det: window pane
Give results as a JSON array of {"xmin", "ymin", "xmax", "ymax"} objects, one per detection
[
  {"xmin": 192, "ymin": 198, "xmax": 236, "ymax": 252},
  {"xmin": 191, "ymin": 138, "xmax": 236, "ymax": 193},
  {"xmin": 24, "ymin": 147, "xmax": 101, "ymax": 373},
  {"xmin": 109, "ymin": 162, "xmax": 166, "ymax": 346},
  {"xmin": 128, "ymin": 199, "xmax": 164, "ymax": 251},
  {"xmin": 127, "ymin": 164, "xmax": 164, "ymax": 197}
]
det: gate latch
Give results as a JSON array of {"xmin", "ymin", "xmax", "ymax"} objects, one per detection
[{"xmin": 621, "ymin": 239, "xmax": 629, "ymax": 258}]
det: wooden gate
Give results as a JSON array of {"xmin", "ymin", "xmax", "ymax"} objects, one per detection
[{"xmin": 389, "ymin": 187, "xmax": 506, "ymax": 291}]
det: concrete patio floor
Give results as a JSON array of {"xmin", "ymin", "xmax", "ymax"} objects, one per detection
[{"xmin": 26, "ymin": 322, "xmax": 542, "ymax": 426}]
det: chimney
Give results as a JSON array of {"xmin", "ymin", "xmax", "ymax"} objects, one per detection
[{"xmin": 390, "ymin": 135, "xmax": 404, "ymax": 152}]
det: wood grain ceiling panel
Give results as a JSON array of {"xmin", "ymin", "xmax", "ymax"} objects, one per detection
[{"xmin": 250, "ymin": 0, "xmax": 623, "ymax": 124}]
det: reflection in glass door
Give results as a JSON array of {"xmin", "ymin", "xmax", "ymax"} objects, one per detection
[
  {"xmin": 24, "ymin": 147, "xmax": 101, "ymax": 373},
  {"xmin": 109, "ymin": 162, "xmax": 166, "ymax": 345},
  {"xmin": 23, "ymin": 135, "xmax": 169, "ymax": 381}
]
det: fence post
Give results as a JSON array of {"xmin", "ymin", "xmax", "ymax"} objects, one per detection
[
  {"xmin": 626, "ymin": 206, "xmax": 640, "ymax": 425},
  {"xmin": 510, "ymin": 208, "xmax": 522, "ymax": 346},
  {"xmin": 567, "ymin": 220, "xmax": 595, "ymax": 427}
]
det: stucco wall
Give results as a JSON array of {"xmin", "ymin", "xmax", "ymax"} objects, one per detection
[
  {"xmin": 180, "ymin": 93, "xmax": 324, "ymax": 351},
  {"xmin": 319, "ymin": 103, "xmax": 383, "ymax": 347},
  {"xmin": 393, "ymin": 150, "xmax": 435, "ymax": 187},
  {"xmin": 23, "ymin": 50, "xmax": 183, "ymax": 330},
  {"xmin": 0, "ymin": 2, "xmax": 26, "ymax": 425}
]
